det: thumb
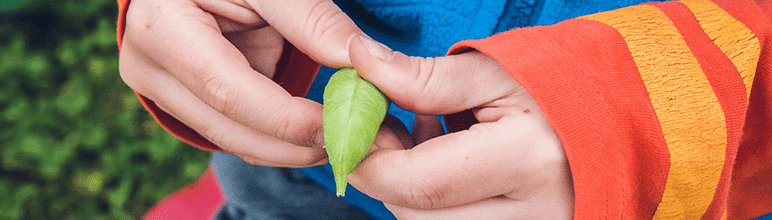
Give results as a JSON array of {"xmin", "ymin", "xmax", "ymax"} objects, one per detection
[
  {"xmin": 246, "ymin": 0, "xmax": 363, "ymax": 68},
  {"xmin": 349, "ymin": 35, "xmax": 520, "ymax": 115}
]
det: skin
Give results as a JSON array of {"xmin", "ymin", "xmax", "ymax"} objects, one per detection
[
  {"xmin": 119, "ymin": 0, "xmax": 364, "ymax": 167},
  {"xmin": 118, "ymin": 0, "xmax": 574, "ymax": 218},
  {"xmin": 347, "ymin": 36, "xmax": 574, "ymax": 219}
]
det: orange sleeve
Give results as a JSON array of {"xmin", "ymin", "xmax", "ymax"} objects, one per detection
[
  {"xmin": 446, "ymin": 0, "xmax": 771, "ymax": 219},
  {"xmin": 116, "ymin": 0, "xmax": 322, "ymax": 151}
]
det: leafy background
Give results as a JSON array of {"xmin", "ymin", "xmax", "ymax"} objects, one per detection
[{"xmin": 0, "ymin": 0, "xmax": 211, "ymax": 219}]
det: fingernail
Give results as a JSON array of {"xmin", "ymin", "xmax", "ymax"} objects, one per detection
[{"xmin": 359, "ymin": 35, "xmax": 395, "ymax": 61}]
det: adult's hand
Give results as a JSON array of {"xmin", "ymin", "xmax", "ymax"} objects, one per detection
[
  {"xmin": 347, "ymin": 35, "xmax": 575, "ymax": 219},
  {"xmin": 119, "ymin": 0, "xmax": 363, "ymax": 167}
]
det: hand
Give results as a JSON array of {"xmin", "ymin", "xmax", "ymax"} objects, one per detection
[
  {"xmin": 346, "ymin": 35, "xmax": 575, "ymax": 219},
  {"xmin": 118, "ymin": 0, "xmax": 364, "ymax": 167}
]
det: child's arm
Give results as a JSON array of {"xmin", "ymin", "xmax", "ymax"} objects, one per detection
[{"xmin": 448, "ymin": 0, "xmax": 770, "ymax": 219}]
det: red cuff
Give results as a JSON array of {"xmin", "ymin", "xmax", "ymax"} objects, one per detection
[
  {"xmin": 444, "ymin": 0, "xmax": 772, "ymax": 219},
  {"xmin": 448, "ymin": 19, "xmax": 667, "ymax": 219}
]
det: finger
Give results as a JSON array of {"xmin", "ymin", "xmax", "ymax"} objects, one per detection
[
  {"xmin": 120, "ymin": 44, "xmax": 327, "ymax": 167},
  {"xmin": 370, "ymin": 114, "xmax": 415, "ymax": 153},
  {"xmin": 194, "ymin": 0, "xmax": 267, "ymax": 31},
  {"xmin": 125, "ymin": 0, "xmax": 324, "ymax": 148},
  {"xmin": 348, "ymin": 113, "xmax": 565, "ymax": 210},
  {"xmin": 224, "ymin": 26, "xmax": 284, "ymax": 78},
  {"xmin": 386, "ymin": 197, "xmax": 528, "ymax": 220},
  {"xmin": 411, "ymin": 115, "xmax": 444, "ymax": 145},
  {"xmin": 386, "ymin": 195, "xmax": 573, "ymax": 220},
  {"xmin": 349, "ymin": 35, "xmax": 522, "ymax": 115},
  {"xmin": 244, "ymin": 0, "xmax": 364, "ymax": 68},
  {"xmin": 235, "ymin": 153, "xmax": 328, "ymax": 168}
]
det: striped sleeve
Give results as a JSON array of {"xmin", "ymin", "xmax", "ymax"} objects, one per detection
[
  {"xmin": 447, "ymin": 0, "xmax": 771, "ymax": 219},
  {"xmin": 116, "ymin": 0, "xmax": 322, "ymax": 152}
]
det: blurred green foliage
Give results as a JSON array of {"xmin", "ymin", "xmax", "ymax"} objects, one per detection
[{"xmin": 1, "ymin": 0, "xmax": 211, "ymax": 219}]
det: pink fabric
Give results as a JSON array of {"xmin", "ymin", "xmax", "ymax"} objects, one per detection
[{"xmin": 142, "ymin": 169, "xmax": 225, "ymax": 220}]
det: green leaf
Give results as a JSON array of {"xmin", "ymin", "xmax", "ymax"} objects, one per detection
[{"xmin": 323, "ymin": 68, "xmax": 389, "ymax": 197}]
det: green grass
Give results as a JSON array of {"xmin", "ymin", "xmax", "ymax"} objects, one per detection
[{"xmin": 1, "ymin": 1, "xmax": 211, "ymax": 219}]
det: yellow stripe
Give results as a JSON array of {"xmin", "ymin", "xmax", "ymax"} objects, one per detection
[
  {"xmin": 681, "ymin": 0, "xmax": 761, "ymax": 101},
  {"xmin": 721, "ymin": 208, "xmax": 727, "ymax": 220},
  {"xmin": 580, "ymin": 5, "xmax": 727, "ymax": 219}
]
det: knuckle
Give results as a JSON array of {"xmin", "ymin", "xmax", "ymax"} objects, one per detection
[
  {"xmin": 303, "ymin": 1, "xmax": 348, "ymax": 44},
  {"xmin": 118, "ymin": 58, "xmax": 140, "ymax": 90},
  {"xmin": 399, "ymin": 171, "xmax": 445, "ymax": 209},
  {"xmin": 276, "ymin": 103, "xmax": 294, "ymax": 137},
  {"xmin": 118, "ymin": 51, "xmax": 154, "ymax": 98},
  {"xmin": 401, "ymin": 57, "xmax": 438, "ymax": 112},
  {"xmin": 124, "ymin": 0, "xmax": 154, "ymax": 35},
  {"xmin": 201, "ymin": 75, "xmax": 239, "ymax": 114},
  {"xmin": 200, "ymin": 122, "xmax": 230, "ymax": 149},
  {"xmin": 258, "ymin": 100, "xmax": 292, "ymax": 142},
  {"xmin": 275, "ymin": 115, "xmax": 309, "ymax": 148},
  {"xmin": 272, "ymin": 98, "xmax": 321, "ymax": 148}
]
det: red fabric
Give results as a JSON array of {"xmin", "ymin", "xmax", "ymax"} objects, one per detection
[
  {"xmin": 274, "ymin": 40, "xmax": 323, "ymax": 97},
  {"xmin": 447, "ymin": 0, "xmax": 771, "ymax": 219},
  {"xmin": 717, "ymin": 1, "xmax": 772, "ymax": 219},
  {"xmin": 116, "ymin": 0, "xmax": 129, "ymax": 51},
  {"xmin": 141, "ymin": 169, "xmax": 225, "ymax": 220},
  {"xmin": 443, "ymin": 110, "xmax": 478, "ymax": 133},
  {"xmin": 650, "ymin": 2, "xmax": 746, "ymax": 219},
  {"xmin": 451, "ymin": 19, "xmax": 670, "ymax": 219},
  {"xmin": 755, "ymin": 0, "xmax": 772, "ymax": 20}
]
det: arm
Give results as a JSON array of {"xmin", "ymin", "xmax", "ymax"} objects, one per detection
[{"xmin": 447, "ymin": 0, "xmax": 770, "ymax": 219}]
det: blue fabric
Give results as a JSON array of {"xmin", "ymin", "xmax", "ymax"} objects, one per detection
[
  {"xmin": 535, "ymin": 0, "xmax": 662, "ymax": 26},
  {"xmin": 211, "ymin": 153, "xmax": 376, "ymax": 220},
  {"xmin": 756, "ymin": 213, "xmax": 772, "ymax": 220},
  {"xmin": 214, "ymin": 0, "xmax": 659, "ymax": 219}
]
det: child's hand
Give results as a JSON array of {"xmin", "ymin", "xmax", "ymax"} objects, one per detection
[
  {"xmin": 346, "ymin": 35, "xmax": 575, "ymax": 219},
  {"xmin": 118, "ymin": 0, "xmax": 364, "ymax": 167}
]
